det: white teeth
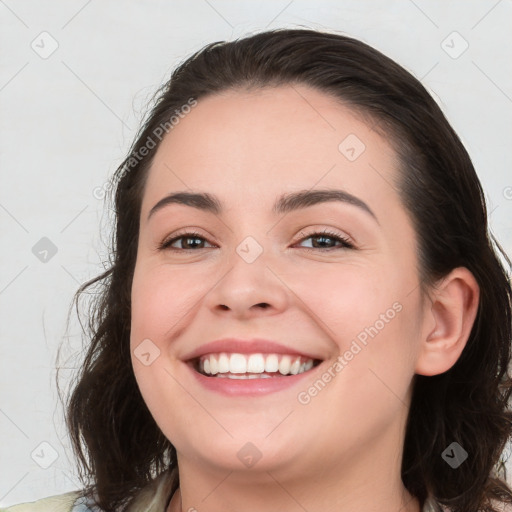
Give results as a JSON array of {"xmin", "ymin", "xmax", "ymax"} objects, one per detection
[
  {"xmin": 279, "ymin": 355, "xmax": 292, "ymax": 375},
  {"xmin": 210, "ymin": 356, "xmax": 218, "ymax": 375},
  {"xmin": 198, "ymin": 352, "xmax": 317, "ymax": 377},
  {"xmin": 290, "ymin": 358, "xmax": 301, "ymax": 375},
  {"xmin": 218, "ymin": 353, "xmax": 230, "ymax": 373},
  {"xmin": 230, "ymin": 353, "xmax": 247, "ymax": 373},
  {"xmin": 265, "ymin": 354, "xmax": 279, "ymax": 372},
  {"xmin": 247, "ymin": 354, "xmax": 265, "ymax": 373}
]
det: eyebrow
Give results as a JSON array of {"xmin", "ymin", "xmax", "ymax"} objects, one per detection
[{"xmin": 147, "ymin": 188, "xmax": 378, "ymax": 223}]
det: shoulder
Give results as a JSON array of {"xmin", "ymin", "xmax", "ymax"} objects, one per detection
[
  {"xmin": 490, "ymin": 499, "xmax": 512, "ymax": 512},
  {"xmin": 1, "ymin": 468, "xmax": 178, "ymax": 512},
  {"xmin": 0, "ymin": 491, "xmax": 83, "ymax": 512},
  {"xmin": 423, "ymin": 497, "xmax": 512, "ymax": 512}
]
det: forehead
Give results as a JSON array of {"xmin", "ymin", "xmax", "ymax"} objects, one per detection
[{"xmin": 142, "ymin": 84, "xmax": 401, "ymax": 215}]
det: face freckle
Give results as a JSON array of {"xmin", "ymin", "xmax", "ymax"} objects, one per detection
[{"xmin": 129, "ymin": 84, "xmax": 425, "ymax": 480}]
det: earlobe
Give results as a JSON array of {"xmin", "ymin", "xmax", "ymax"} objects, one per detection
[{"xmin": 415, "ymin": 267, "xmax": 480, "ymax": 376}]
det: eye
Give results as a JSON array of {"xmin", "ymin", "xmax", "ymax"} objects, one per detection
[
  {"xmin": 294, "ymin": 229, "xmax": 355, "ymax": 251},
  {"xmin": 158, "ymin": 228, "xmax": 355, "ymax": 252},
  {"xmin": 158, "ymin": 230, "xmax": 215, "ymax": 251}
]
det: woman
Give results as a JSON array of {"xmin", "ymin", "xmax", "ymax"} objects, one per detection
[{"xmin": 4, "ymin": 27, "xmax": 511, "ymax": 512}]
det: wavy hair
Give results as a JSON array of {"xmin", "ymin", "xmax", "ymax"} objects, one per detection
[{"xmin": 59, "ymin": 27, "xmax": 512, "ymax": 512}]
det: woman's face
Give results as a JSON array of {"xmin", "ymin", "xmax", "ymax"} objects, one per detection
[{"xmin": 130, "ymin": 85, "xmax": 427, "ymax": 479}]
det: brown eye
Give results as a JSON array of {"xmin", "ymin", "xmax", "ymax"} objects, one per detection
[
  {"xmin": 159, "ymin": 231, "xmax": 214, "ymax": 251},
  {"xmin": 295, "ymin": 229, "xmax": 355, "ymax": 251}
]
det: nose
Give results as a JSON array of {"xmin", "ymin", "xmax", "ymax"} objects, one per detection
[{"xmin": 203, "ymin": 249, "xmax": 290, "ymax": 320}]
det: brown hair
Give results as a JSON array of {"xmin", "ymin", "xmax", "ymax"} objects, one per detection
[{"xmin": 60, "ymin": 27, "xmax": 512, "ymax": 511}]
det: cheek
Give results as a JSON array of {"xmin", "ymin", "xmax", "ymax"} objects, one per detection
[
  {"xmin": 129, "ymin": 264, "xmax": 190, "ymax": 396},
  {"xmin": 283, "ymin": 260, "xmax": 399, "ymax": 346},
  {"xmin": 290, "ymin": 261, "xmax": 420, "ymax": 409},
  {"xmin": 335, "ymin": 293, "xmax": 420, "ymax": 414},
  {"xmin": 130, "ymin": 263, "xmax": 203, "ymax": 346},
  {"xmin": 129, "ymin": 264, "xmax": 201, "ymax": 442},
  {"xmin": 297, "ymin": 300, "xmax": 419, "ymax": 444}
]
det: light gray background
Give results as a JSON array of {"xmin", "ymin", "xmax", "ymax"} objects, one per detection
[{"xmin": 1, "ymin": 0, "xmax": 511, "ymax": 506}]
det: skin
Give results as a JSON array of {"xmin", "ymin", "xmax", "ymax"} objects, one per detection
[{"xmin": 130, "ymin": 84, "xmax": 479, "ymax": 512}]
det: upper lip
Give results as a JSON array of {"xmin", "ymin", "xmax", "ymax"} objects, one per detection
[{"xmin": 182, "ymin": 338, "xmax": 323, "ymax": 361}]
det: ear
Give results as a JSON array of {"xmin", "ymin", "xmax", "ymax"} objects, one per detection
[{"xmin": 415, "ymin": 267, "xmax": 480, "ymax": 376}]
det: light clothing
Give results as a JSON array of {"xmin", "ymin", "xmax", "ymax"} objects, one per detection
[
  {"xmin": 1, "ymin": 469, "xmax": 175, "ymax": 512},
  {"xmin": 1, "ymin": 491, "xmax": 81, "ymax": 512}
]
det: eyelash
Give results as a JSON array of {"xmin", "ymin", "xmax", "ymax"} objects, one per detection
[{"xmin": 158, "ymin": 229, "xmax": 355, "ymax": 252}]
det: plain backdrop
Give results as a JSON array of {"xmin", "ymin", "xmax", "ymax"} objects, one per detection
[{"xmin": 1, "ymin": 0, "xmax": 511, "ymax": 506}]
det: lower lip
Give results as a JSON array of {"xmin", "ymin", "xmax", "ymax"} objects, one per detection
[{"xmin": 186, "ymin": 363, "xmax": 317, "ymax": 396}]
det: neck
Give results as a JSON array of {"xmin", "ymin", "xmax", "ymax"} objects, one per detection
[
  {"xmin": 168, "ymin": 473, "xmax": 420, "ymax": 512},
  {"xmin": 166, "ymin": 431, "xmax": 421, "ymax": 512}
]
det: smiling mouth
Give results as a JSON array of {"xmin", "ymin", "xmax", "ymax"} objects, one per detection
[{"xmin": 189, "ymin": 352, "xmax": 323, "ymax": 379}]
